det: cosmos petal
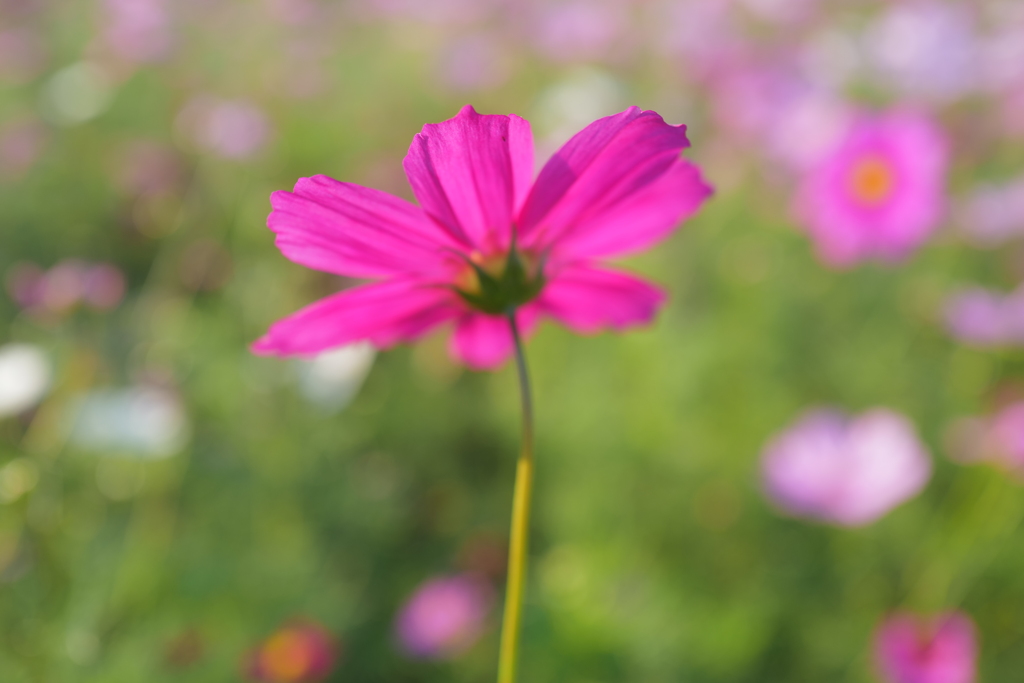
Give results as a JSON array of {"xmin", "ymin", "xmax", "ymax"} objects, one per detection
[
  {"xmin": 517, "ymin": 107, "xmax": 700, "ymax": 257},
  {"xmin": 269, "ymin": 176, "xmax": 460, "ymax": 279},
  {"xmin": 448, "ymin": 307, "xmax": 540, "ymax": 370},
  {"xmin": 252, "ymin": 279, "xmax": 460, "ymax": 356},
  {"xmin": 536, "ymin": 264, "xmax": 666, "ymax": 334},
  {"xmin": 404, "ymin": 105, "xmax": 534, "ymax": 254}
]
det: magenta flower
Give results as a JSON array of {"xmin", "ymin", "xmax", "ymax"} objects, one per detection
[
  {"xmin": 793, "ymin": 111, "xmax": 949, "ymax": 267},
  {"xmin": 874, "ymin": 612, "xmax": 977, "ymax": 683},
  {"xmin": 252, "ymin": 105, "xmax": 711, "ymax": 369},
  {"xmin": 245, "ymin": 620, "xmax": 338, "ymax": 683},
  {"xmin": 761, "ymin": 409, "xmax": 932, "ymax": 527},
  {"xmin": 396, "ymin": 574, "xmax": 492, "ymax": 659}
]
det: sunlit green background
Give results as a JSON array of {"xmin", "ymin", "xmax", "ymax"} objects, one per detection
[{"xmin": 2, "ymin": 1, "xmax": 1024, "ymax": 681}]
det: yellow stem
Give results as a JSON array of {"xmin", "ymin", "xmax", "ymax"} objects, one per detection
[{"xmin": 497, "ymin": 312, "xmax": 534, "ymax": 683}]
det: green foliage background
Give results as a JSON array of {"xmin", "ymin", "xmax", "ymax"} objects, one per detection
[{"xmin": 1, "ymin": 2, "xmax": 1023, "ymax": 681}]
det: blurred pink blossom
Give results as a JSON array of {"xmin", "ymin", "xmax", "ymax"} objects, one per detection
[
  {"xmin": 395, "ymin": 574, "xmax": 492, "ymax": 659},
  {"xmin": 874, "ymin": 612, "xmax": 977, "ymax": 683},
  {"xmin": 82, "ymin": 264, "xmax": 126, "ymax": 310},
  {"xmin": 863, "ymin": 1, "xmax": 980, "ymax": 103},
  {"xmin": 265, "ymin": 0, "xmax": 320, "ymax": 25},
  {"xmin": 956, "ymin": 176, "xmax": 1024, "ymax": 247},
  {"xmin": 177, "ymin": 96, "xmax": 271, "ymax": 160},
  {"xmin": 793, "ymin": 110, "xmax": 948, "ymax": 267},
  {"xmin": 101, "ymin": 0, "xmax": 173, "ymax": 64},
  {"xmin": 656, "ymin": 0, "xmax": 742, "ymax": 80},
  {"xmin": 945, "ymin": 286, "xmax": 1024, "ymax": 347},
  {"xmin": 988, "ymin": 402, "xmax": 1024, "ymax": 472},
  {"xmin": 245, "ymin": 620, "xmax": 337, "ymax": 683},
  {"xmin": 532, "ymin": 1, "xmax": 625, "ymax": 63},
  {"xmin": 356, "ymin": 0, "xmax": 501, "ymax": 25},
  {"xmin": 0, "ymin": 118, "xmax": 47, "ymax": 180},
  {"xmin": 737, "ymin": 0, "xmax": 818, "ymax": 26},
  {"xmin": 0, "ymin": 28, "xmax": 47, "ymax": 83},
  {"xmin": 437, "ymin": 34, "xmax": 510, "ymax": 92},
  {"xmin": 5, "ymin": 260, "xmax": 126, "ymax": 315},
  {"xmin": 115, "ymin": 140, "xmax": 183, "ymax": 197},
  {"xmin": 761, "ymin": 409, "xmax": 932, "ymax": 527},
  {"xmin": 948, "ymin": 402, "xmax": 1024, "ymax": 478}
]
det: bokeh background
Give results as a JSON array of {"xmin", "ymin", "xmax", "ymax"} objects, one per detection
[{"xmin": 2, "ymin": 0, "xmax": 1024, "ymax": 681}]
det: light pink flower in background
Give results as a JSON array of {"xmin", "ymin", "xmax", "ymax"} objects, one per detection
[
  {"xmin": 252, "ymin": 105, "xmax": 711, "ymax": 369},
  {"xmin": 177, "ymin": 96, "xmax": 271, "ymax": 160},
  {"xmin": 956, "ymin": 176, "xmax": 1024, "ymax": 247},
  {"xmin": 115, "ymin": 140, "xmax": 183, "ymax": 197},
  {"xmin": 656, "ymin": 0, "xmax": 742, "ymax": 82},
  {"xmin": 863, "ymin": 1, "xmax": 980, "ymax": 103},
  {"xmin": 246, "ymin": 620, "xmax": 337, "ymax": 683},
  {"xmin": 945, "ymin": 286, "xmax": 1024, "ymax": 348},
  {"xmin": 761, "ymin": 409, "xmax": 932, "ymax": 527},
  {"xmin": 532, "ymin": 1, "xmax": 625, "ymax": 63},
  {"xmin": 4, "ymin": 260, "xmax": 126, "ymax": 315},
  {"xmin": 0, "ymin": 118, "xmax": 47, "ymax": 180},
  {"xmin": 101, "ymin": 0, "xmax": 173, "ymax": 65},
  {"xmin": 874, "ymin": 612, "xmax": 977, "ymax": 683},
  {"xmin": 737, "ymin": 0, "xmax": 819, "ymax": 26},
  {"xmin": 794, "ymin": 111, "xmax": 948, "ymax": 267},
  {"xmin": 0, "ymin": 28, "xmax": 47, "ymax": 84},
  {"xmin": 437, "ymin": 34, "xmax": 510, "ymax": 92},
  {"xmin": 948, "ymin": 402, "xmax": 1024, "ymax": 479},
  {"xmin": 987, "ymin": 402, "xmax": 1024, "ymax": 472},
  {"xmin": 396, "ymin": 574, "xmax": 492, "ymax": 659}
]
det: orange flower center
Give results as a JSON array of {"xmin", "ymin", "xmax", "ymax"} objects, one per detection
[
  {"xmin": 848, "ymin": 155, "xmax": 896, "ymax": 206},
  {"xmin": 259, "ymin": 631, "xmax": 312, "ymax": 682}
]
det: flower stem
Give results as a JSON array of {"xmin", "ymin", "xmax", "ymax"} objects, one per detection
[{"xmin": 497, "ymin": 312, "xmax": 534, "ymax": 683}]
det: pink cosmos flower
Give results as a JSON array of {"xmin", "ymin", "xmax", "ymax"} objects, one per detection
[
  {"xmin": 945, "ymin": 286, "xmax": 1024, "ymax": 348},
  {"xmin": 874, "ymin": 612, "xmax": 977, "ymax": 683},
  {"xmin": 395, "ymin": 574, "xmax": 492, "ymax": 659},
  {"xmin": 252, "ymin": 105, "xmax": 711, "ymax": 369},
  {"xmin": 793, "ymin": 111, "xmax": 948, "ymax": 267},
  {"xmin": 245, "ymin": 620, "xmax": 338, "ymax": 683},
  {"xmin": 948, "ymin": 402, "xmax": 1024, "ymax": 480},
  {"xmin": 761, "ymin": 408, "xmax": 932, "ymax": 527}
]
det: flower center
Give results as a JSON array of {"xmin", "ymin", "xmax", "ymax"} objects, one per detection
[
  {"xmin": 848, "ymin": 155, "xmax": 896, "ymax": 206},
  {"xmin": 259, "ymin": 631, "xmax": 313, "ymax": 682},
  {"xmin": 455, "ymin": 245, "xmax": 545, "ymax": 315}
]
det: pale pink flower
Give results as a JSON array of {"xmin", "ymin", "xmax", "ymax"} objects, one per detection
[
  {"xmin": 794, "ymin": 111, "xmax": 949, "ymax": 267},
  {"xmin": 874, "ymin": 612, "xmax": 977, "ymax": 683},
  {"xmin": 0, "ymin": 28, "xmax": 47, "ymax": 84},
  {"xmin": 988, "ymin": 402, "xmax": 1024, "ymax": 472},
  {"xmin": 0, "ymin": 118, "xmax": 47, "ymax": 180},
  {"xmin": 177, "ymin": 96, "xmax": 271, "ymax": 160},
  {"xmin": 950, "ymin": 402, "xmax": 1024, "ymax": 478},
  {"xmin": 762, "ymin": 409, "xmax": 932, "ymax": 527},
  {"xmin": 437, "ymin": 34, "xmax": 510, "ymax": 92},
  {"xmin": 863, "ymin": 1, "xmax": 980, "ymax": 103},
  {"xmin": 5, "ymin": 260, "xmax": 125, "ymax": 314},
  {"xmin": 101, "ymin": 0, "xmax": 173, "ymax": 65},
  {"xmin": 956, "ymin": 176, "xmax": 1024, "ymax": 247},
  {"xmin": 82, "ymin": 264, "xmax": 126, "ymax": 310},
  {"xmin": 532, "ymin": 1, "xmax": 625, "ymax": 63},
  {"xmin": 252, "ymin": 105, "xmax": 711, "ymax": 369},
  {"xmin": 945, "ymin": 285, "xmax": 1024, "ymax": 347},
  {"xmin": 396, "ymin": 575, "xmax": 492, "ymax": 659},
  {"xmin": 245, "ymin": 620, "xmax": 337, "ymax": 683}
]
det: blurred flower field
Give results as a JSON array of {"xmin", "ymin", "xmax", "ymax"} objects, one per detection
[{"xmin": 2, "ymin": 0, "xmax": 1024, "ymax": 681}]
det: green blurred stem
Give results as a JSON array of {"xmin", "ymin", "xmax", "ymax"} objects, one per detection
[{"xmin": 497, "ymin": 311, "xmax": 534, "ymax": 683}]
